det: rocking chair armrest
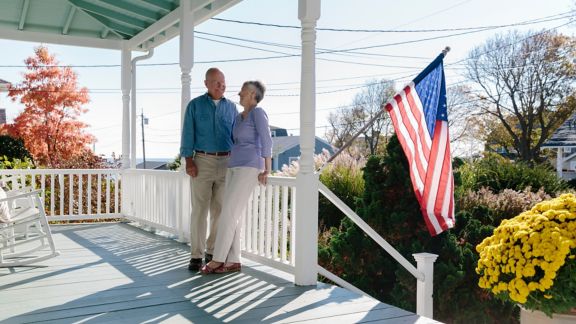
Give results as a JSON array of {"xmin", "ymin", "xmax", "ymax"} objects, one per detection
[{"xmin": 0, "ymin": 189, "xmax": 43, "ymax": 203}]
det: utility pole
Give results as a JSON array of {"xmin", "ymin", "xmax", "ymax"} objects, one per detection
[{"xmin": 141, "ymin": 110, "xmax": 148, "ymax": 169}]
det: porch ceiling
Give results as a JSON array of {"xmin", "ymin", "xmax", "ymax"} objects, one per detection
[{"xmin": 0, "ymin": 0, "xmax": 242, "ymax": 51}]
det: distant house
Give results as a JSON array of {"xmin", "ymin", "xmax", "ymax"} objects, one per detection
[
  {"xmin": 0, "ymin": 78, "xmax": 9, "ymax": 125},
  {"xmin": 271, "ymin": 126, "xmax": 334, "ymax": 171},
  {"xmin": 541, "ymin": 112, "xmax": 576, "ymax": 180},
  {"xmin": 0, "ymin": 78, "xmax": 10, "ymax": 92},
  {"xmin": 136, "ymin": 161, "xmax": 168, "ymax": 170}
]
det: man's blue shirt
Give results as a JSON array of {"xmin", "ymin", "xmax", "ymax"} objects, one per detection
[{"xmin": 180, "ymin": 93, "xmax": 238, "ymax": 157}]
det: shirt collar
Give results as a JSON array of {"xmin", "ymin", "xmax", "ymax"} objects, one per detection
[{"xmin": 204, "ymin": 92, "xmax": 227, "ymax": 102}]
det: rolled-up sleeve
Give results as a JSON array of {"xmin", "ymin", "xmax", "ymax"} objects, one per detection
[
  {"xmin": 254, "ymin": 108, "xmax": 272, "ymax": 158},
  {"xmin": 180, "ymin": 101, "xmax": 195, "ymax": 157}
]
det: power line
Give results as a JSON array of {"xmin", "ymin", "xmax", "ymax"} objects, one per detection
[
  {"xmin": 210, "ymin": 11, "xmax": 574, "ymax": 33},
  {"xmin": 1, "ymin": 12, "xmax": 571, "ymax": 70}
]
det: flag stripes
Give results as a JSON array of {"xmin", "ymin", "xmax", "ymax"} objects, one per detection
[{"xmin": 385, "ymin": 66, "xmax": 455, "ymax": 235}]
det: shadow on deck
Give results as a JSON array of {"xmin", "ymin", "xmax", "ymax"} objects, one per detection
[{"xmin": 0, "ymin": 223, "xmax": 440, "ymax": 323}]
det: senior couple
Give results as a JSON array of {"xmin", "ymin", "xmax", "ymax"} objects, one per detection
[{"xmin": 180, "ymin": 67, "xmax": 272, "ymax": 274}]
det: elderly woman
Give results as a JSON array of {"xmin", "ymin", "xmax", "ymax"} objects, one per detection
[{"xmin": 202, "ymin": 80, "xmax": 272, "ymax": 274}]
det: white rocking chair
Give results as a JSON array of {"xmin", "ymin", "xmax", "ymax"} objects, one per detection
[{"xmin": 0, "ymin": 188, "xmax": 60, "ymax": 267}]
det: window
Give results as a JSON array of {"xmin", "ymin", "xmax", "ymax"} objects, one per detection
[{"xmin": 288, "ymin": 156, "xmax": 299, "ymax": 165}]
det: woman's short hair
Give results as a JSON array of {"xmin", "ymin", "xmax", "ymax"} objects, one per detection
[{"xmin": 244, "ymin": 81, "xmax": 266, "ymax": 103}]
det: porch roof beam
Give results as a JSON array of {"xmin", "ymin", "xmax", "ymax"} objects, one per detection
[
  {"xmin": 18, "ymin": 0, "xmax": 30, "ymax": 30},
  {"xmin": 69, "ymin": 0, "xmax": 149, "ymax": 30},
  {"xmin": 0, "ymin": 27, "xmax": 123, "ymax": 50},
  {"xmin": 90, "ymin": 0, "xmax": 159, "ymax": 22},
  {"xmin": 141, "ymin": 0, "xmax": 174, "ymax": 12},
  {"xmin": 62, "ymin": 7, "xmax": 76, "ymax": 35}
]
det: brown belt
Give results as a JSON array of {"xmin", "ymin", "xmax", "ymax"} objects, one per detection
[{"xmin": 195, "ymin": 150, "xmax": 230, "ymax": 157}]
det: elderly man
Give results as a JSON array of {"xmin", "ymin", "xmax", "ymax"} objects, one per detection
[{"xmin": 180, "ymin": 67, "xmax": 238, "ymax": 271}]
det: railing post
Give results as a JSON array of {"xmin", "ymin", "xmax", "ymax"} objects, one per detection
[
  {"xmin": 413, "ymin": 252, "xmax": 438, "ymax": 318},
  {"xmin": 295, "ymin": 0, "xmax": 321, "ymax": 286}
]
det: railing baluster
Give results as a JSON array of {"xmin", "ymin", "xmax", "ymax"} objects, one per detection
[
  {"xmin": 59, "ymin": 174, "xmax": 64, "ymax": 216},
  {"xmin": 69, "ymin": 174, "xmax": 74, "ymax": 216},
  {"xmin": 258, "ymin": 185, "xmax": 266, "ymax": 256},
  {"xmin": 115, "ymin": 172, "xmax": 119, "ymax": 214},
  {"xmin": 40, "ymin": 174, "xmax": 45, "ymax": 204},
  {"xmin": 78, "ymin": 173, "xmax": 83, "ymax": 215},
  {"xmin": 281, "ymin": 185, "xmax": 289, "ymax": 263},
  {"xmin": 251, "ymin": 186, "xmax": 259, "ymax": 253},
  {"xmin": 265, "ymin": 184, "xmax": 273, "ymax": 258},
  {"xmin": 97, "ymin": 174, "xmax": 102, "ymax": 214},
  {"xmin": 246, "ymin": 191, "xmax": 253, "ymax": 252},
  {"xmin": 106, "ymin": 173, "xmax": 111, "ymax": 214},
  {"xmin": 273, "ymin": 185, "xmax": 280, "ymax": 260},
  {"xmin": 50, "ymin": 174, "xmax": 55, "ymax": 216},
  {"xmin": 290, "ymin": 186, "xmax": 296, "ymax": 265}
]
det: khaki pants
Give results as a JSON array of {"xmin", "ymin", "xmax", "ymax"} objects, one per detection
[
  {"xmin": 189, "ymin": 155, "xmax": 229, "ymax": 259},
  {"xmin": 213, "ymin": 167, "xmax": 260, "ymax": 263}
]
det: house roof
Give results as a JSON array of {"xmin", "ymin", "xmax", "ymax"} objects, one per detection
[
  {"xmin": 542, "ymin": 112, "xmax": 576, "ymax": 148},
  {"xmin": 0, "ymin": 0, "xmax": 242, "ymax": 51},
  {"xmin": 272, "ymin": 135, "xmax": 334, "ymax": 155},
  {"xmin": 273, "ymin": 136, "xmax": 300, "ymax": 154},
  {"xmin": 136, "ymin": 160, "xmax": 167, "ymax": 169},
  {"xmin": 0, "ymin": 78, "xmax": 10, "ymax": 92}
]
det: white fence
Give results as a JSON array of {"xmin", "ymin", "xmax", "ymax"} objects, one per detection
[{"xmin": 0, "ymin": 169, "xmax": 121, "ymax": 221}]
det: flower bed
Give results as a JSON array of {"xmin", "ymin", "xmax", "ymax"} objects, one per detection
[{"xmin": 476, "ymin": 193, "xmax": 576, "ymax": 317}]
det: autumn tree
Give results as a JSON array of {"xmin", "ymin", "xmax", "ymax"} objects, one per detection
[
  {"xmin": 2, "ymin": 46, "xmax": 95, "ymax": 168},
  {"xmin": 326, "ymin": 79, "xmax": 396, "ymax": 156},
  {"xmin": 466, "ymin": 30, "xmax": 576, "ymax": 162}
]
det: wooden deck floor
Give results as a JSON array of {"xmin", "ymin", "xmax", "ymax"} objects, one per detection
[{"xmin": 0, "ymin": 223, "xmax": 441, "ymax": 323}]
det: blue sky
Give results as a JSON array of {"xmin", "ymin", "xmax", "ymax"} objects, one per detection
[{"xmin": 0, "ymin": 0, "xmax": 574, "ymax": 159}]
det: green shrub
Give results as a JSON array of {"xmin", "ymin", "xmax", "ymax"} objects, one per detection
[
  {"xmin": 0, "ymin": 135, "xmax": 33, "ymax": 162},
  {"xmin": 457, "ymin": 153, "xmax": 566, "ymax": 195},
  {"xmin": 318, "ymin": 151, "xmax": 365, "ymax": 231},
  {"xmin": 319, "ymin": 136, "xmax": 519, "ymax": 323},
  {"xmin": 277, "ymin": 149, "xmax": 365, "ymax": 232},
  {"xmin": 0, "ymin": 156, "xmax": 35, "ymax": 170}
]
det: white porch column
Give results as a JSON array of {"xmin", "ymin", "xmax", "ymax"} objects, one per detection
[
  {"xmin": 295, "ymin": 0, "xmax": 320, "ymax": 286},
  {"xmin": 180, "ymin": 0, "xmax": 194, "ymax": 125},
  {"xmin": 557, "ymin": 148, "xmax": 563, "ymax": 179},
  {"xmin": 121, "ymin": 44, "xmax": 132, "ymax": 169},
  {"xmin": 178, "ymin": 0, "xmax": 194, "ymax": 242}
]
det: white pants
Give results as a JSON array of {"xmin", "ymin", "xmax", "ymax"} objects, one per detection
[
  {"xmin": 213, "ymin": 167, "xmax": 260, "ymax": 263},
  {"xmin": 189, "ymin": 155, "xmax": 229, "ymax": 259}
]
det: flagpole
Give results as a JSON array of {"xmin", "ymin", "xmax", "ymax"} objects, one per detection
[{"xmin": 316, "ymin": 47, "xmax": 451, "ymax": 174}]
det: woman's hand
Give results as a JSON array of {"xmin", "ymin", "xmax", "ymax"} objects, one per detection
[{"xmin": 258, "ymin": 170, "xmax": 269, "ymax": 185}]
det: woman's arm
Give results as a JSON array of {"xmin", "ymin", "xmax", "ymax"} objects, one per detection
[{"xmin": 254, "ymin": 108, "xmax": 273, "ymax": 185}]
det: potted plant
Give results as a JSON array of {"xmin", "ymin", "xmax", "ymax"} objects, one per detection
[{"xmin": 476, "ymin": 193, "xmax": 576, "ymax": 323}]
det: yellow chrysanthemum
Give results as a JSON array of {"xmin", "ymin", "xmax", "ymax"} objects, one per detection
[{"xmin": 476, "ymin": 194, "xmax": 576, "ymax": 307}]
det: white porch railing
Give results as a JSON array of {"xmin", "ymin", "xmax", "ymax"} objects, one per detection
[
  {"xmin": 240, "ymin": 176, "xmax": 296, "ymax": 274},
  {"xmin": 1, "ymin": 168, "xmax": 434, "ymax": 317},
  {"xmin": 0, "ymin": 169, "xmax": 121, "ymax": 221},
  {"xmin": 120, "ymin": 170, "xmax": 297, "ymax": 273},
  {"xmin": 121, "ymin": 169, "xmax": 190, "ymax": 239},
  {"xmin": 318, "ymin": 182, "xmax": 437, "ymax": 318}
]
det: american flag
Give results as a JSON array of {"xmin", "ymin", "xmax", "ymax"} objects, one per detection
[{"xmin": 384, "ymin": 53, "xmax": 455, "ymax": 236}]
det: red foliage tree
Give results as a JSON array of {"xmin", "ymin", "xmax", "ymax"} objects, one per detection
[{"xmin": 2, "ymin": 46, "xmax": 96, "ymax": 167}]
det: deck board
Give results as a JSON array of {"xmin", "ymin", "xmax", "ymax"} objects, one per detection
[{"xmin": 0, "ymin": 223, "xmax": 441, "ymax": 323}]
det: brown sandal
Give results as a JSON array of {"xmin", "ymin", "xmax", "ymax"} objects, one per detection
[
  {"xmin": 201, "ymin": 261, "xmax": 223, "ymax": 274},
  {"xmin": 214, "ymin": 262, "xmax": 241, "ymax": 273}
]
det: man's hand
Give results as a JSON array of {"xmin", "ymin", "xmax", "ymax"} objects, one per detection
[{"xmin": 186, "ymin": 157, "xmax": 198, "ymax": 177}]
